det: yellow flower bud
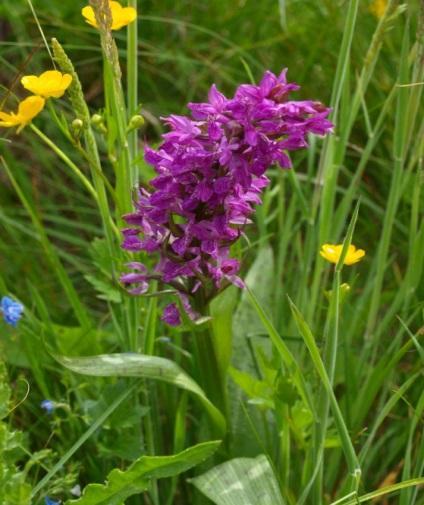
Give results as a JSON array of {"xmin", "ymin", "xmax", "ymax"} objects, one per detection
[
  {"xmin": 127, "ymin": 114, "xmax": 144, "ymax": 132},
  {"xmin": 91, "ymin": 114, "xmax": 107, "ymax": 133},
  {"xmin": 71, "ymin": 118, "xmax": 84, "ymax": 138}
]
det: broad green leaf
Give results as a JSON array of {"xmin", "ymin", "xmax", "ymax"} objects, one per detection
[
  {"xmin": 58, "ymin": 353, "xmax": 226, "ymax": 435},
  {"xmin": 190, "ymin": 454, "xmax": 285, "ymax": 505},
  {"xmin": 210, "ymin": 285, "xmax": 238, "ymax": 380},
  {"xmin": 230, "ymin": 246, "xmax": 275, "ymax": 455},
  {"xmin": 67, "ymin": 441, "xmax": 221, "ymax": 505}
]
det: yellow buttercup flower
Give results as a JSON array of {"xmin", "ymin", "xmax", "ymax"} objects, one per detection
[
  {"xmin": 370, "ymin": 0, "xmax": 387, "ymax": 18},
  {"xmin": 0, "ymin": 96, "xmax": 45, "ymax": 133},
  {"xmin": 82, "ymin": 1, "xmax": 137, "ymax": 31},
  {"xmin": 21, "ymin": 70, "xmax": 72, "ymax": 99},
  {"xmin": 320, "ymin": 244, "xmax": 365, "ymax": 266}
]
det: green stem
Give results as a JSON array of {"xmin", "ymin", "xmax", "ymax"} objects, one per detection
[
  {"xmin": 290, "ymin": 299, "xmax": 361, "ymax": 501},
  {"xmin": 30, "ymin": 125, "xmax": 98, "ymax": 203},
  {"xmin": 127, "ymin": 0, "xmax": 139, "ymax": 185},
  {"xmin": 196, "ymin": 319, "xmax": 228, "ymax": 423},
  {"xmin": 308, "ymin": 0, "xmax": 360, "ymax": 324},
  {"xmin": 365, "ymin": 18, "xmax": 411, "ymax": 340},
  {"xmin": 310, "ymin": 269, "xmax": 341, "ymax": 504}
]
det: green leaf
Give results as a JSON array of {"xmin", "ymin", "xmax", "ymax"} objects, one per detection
[
  {"xmin": 190, "ymin": 454, "xmax": 285, "ymax": 505},
  {"xmin": 0, "ymin": 361, "xmax": 10, "ymax": 420},
  {"xmin": 247, "ymin": 289, "xmax": 313, "ymax": 414},
  {"xmin": 230, "ymin": 246, "xmax": 275, "ymax": 455},
  {"xmin": 330, "ymin": 478, "xmax": 424, "ymax": 505},
  {"xmin": 53, "ymin": 324, "xmax": 104, "ymax": 356},
  {"xmin": 0, "ymin": 361, "xmax": 32, "ymax": 505},
  {"xmin": 84, "ymin": 275, "xmax": 122, "ymax": 303},
  {"xmin": 66, "ymin": 441, "xmax": 221, "ymax": 505},
  {"xmin": 57, "ymin": 353, "xmax": 226, "ymax": 435},
  {"xmin": 84, "ymin": 238, "xmax": 122, "ymax": 303},
  {"xmin": 229, "ymin": 366, "xmax": 274, "ymax": 410},
  {"xmin": 210, "ymin": 285, "xmax": 238, "ymax": 380}
]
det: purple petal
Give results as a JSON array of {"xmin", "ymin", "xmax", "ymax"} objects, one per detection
[{"xmin": 161, "ymin": 303, "xmax": 181, "ymax": 326}]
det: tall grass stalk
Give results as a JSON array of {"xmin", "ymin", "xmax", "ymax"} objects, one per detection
[
  {"xmin": 365, "ymin": 17, "xmax": 410, "ymax": 341},
  {"xmin": 310, "ymin": 202, "xmax": 360, "ymax": 503},
  {"xmin": 127, "ymin": 0, "xmax": 139, "ymax": 182},
  {"xmin": 308, "ymin": 0, "xmax": 359, "ymax": 324}
]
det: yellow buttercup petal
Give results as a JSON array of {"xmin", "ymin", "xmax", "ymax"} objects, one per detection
[
  {"xmin": 82, "ymin": 1, "xmax": 136, "ymax": 31},
  {"xmin": 370, "ymin": 0, "xmax": 387, "ymax": 19},
  {"xmin": 0, "ymin": 111, "xmax": 19, "ymax": 127},
  {"xmin": 0, "ymin": 96, "xmax": 45, "ymax": 133},
  {"xmin": 18, "ymin": 95, "xmax": 45, "ymax": 118},
  {"xmin": 21, "ymin": 70, "xmax": 72, "ymax": 98},
  {"xmin": 110, "ymin": 1, "xmax": 137, "ymax": 29},
  {"xmin": 82, "ymin": 5, "xmax": 97, "ymax": 27},
  {"xmin": 21, "ymin": 75, "xmax": 39, "ymax": 92},
  {"xmin": 320, "ymin": 243, "xmax": 365, "ymax": 266},
  {"xmin": 62, "ymin": 74, "xmax": 73, "ymax": 89}
]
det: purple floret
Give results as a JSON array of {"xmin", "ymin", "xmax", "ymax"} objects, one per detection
[
  {"xmin": 161, "ymin": 303, "xmax": 181, "ymax": 326},
  {"xmin": 121, "ymin": 69, "xmax": 333, "ymax": 323}
]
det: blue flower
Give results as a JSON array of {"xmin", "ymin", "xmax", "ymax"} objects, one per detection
[
  {"xmin": 41, "ymin": 400, "xmax": 56, "ymax": 415},
  {"xmin": 45, "ymin": 497, "xmax": 60, "ymax": 505},
  {"xmin": 0, "ymin": 296, "xmax": 24, "ymax": 327}
]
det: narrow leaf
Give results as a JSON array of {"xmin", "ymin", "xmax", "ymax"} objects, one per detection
[{"xmin": 331, "ymin": 478, "xmax": 424, "ymax": 504}]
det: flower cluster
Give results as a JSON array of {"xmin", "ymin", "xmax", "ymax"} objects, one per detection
[
  {"xmin": 0, "ymin": 70, "xmax": 72, "ymax": 133},
  {"xmin": 0, "ymin": 296, "xmax": 24, "ymax": 327},
  {"xmin": 41, "ymin": 399, "xmax": 56, "ymax": 415},
  {"xmin": 121, "ymin": 69, "xmax": 333, "ymax": 324}
]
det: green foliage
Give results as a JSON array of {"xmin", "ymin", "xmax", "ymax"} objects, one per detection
[
  {"xmin": 0, "ymin": 1, "xmax": 423, "ymax": 504},
  {"xmin": 84, "ymin": 238, "xmax": 122, "ymax": 304},
  {"xmin": 58, "ymin": 353, "xmax": 226, "ymax": 435},
  {"xmin": 0, "ymin": 362, "xmax": 31, "ymax": 505},
  {"xmin": 190, "ymin": 454, "xmax": 284, "ymax": 505},
  {"xmin": 67, "ymin": 441, "xmax": 220, "ymax": 505}
]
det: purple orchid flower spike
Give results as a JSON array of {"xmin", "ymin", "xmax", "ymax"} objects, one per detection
[{"xmin": 121, "ymin": 69, "xmax": 333, "ymax": 324}]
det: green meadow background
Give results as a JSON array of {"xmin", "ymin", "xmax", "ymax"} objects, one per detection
[{"xmin": 0, "ymin": 1, "xmax": 423, "ymax": 504}]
